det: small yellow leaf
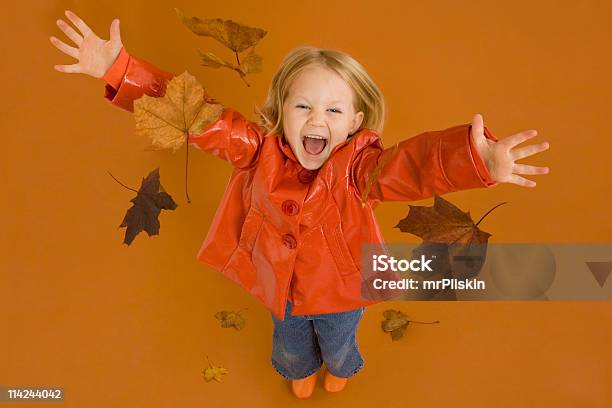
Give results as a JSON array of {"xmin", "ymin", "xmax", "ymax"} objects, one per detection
[{"xmin": 203, "ymin": 365, "xmax": 229, "ymax": 382}]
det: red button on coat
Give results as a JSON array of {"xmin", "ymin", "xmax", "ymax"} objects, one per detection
[
  {"xmin": 282, "ymin": 233, "xmax": 297, "ymax": 249},
  {"xmin": 281, "ymin": 200, "xmax": 299, "ymax": 216},
  {"xmin": 298, "ymin": 169, "xmax": 316, "ymax": 184}
]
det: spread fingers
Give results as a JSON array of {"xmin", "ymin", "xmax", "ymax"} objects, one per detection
[
  {"xmin": 513, "ymin": 164, "xmax": 550, "ymax": 175},
  {"xmin": 49, "ymin": 36, "xmax": 79, "ymax": 59}
]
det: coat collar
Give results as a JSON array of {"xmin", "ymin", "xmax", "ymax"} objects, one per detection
[{"xmin": 275, "ymin": 128, "xmax": 383, "ymax": 165}]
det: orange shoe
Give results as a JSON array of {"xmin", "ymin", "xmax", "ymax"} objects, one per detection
[
  {"xmin": 291, "ymin": 370, "xmax": 319, "ymax": 399},
  {"xmin": 323, "ymin": 368, "xmax": 348, "ymax": 392}
]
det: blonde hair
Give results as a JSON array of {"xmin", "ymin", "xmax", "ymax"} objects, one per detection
[{"xmin": 255, "ymin": 46, "xmax": 385, "ymax": 138}]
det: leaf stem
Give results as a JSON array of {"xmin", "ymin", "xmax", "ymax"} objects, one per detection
[
  {"xmin": 238, "ymin": 73, "xmax": 251, "ymax": 87},
  {"xmin": 107, "ymin": 171, "xmax": 138, "ymax": 193},
  {"xmin": 235, "ymin": 51, "xmax": 240, "ymax": 66},
  {"xmin": 184, "ymin": 132, "xmax": 191, "ymax": 203},
  {"xmin": 408, "ymin": 319, "xmax": 440, "ymax": 324},
  {"xmin": 474, "ymin": 201, "xmax": 508, "ymax": 227}
]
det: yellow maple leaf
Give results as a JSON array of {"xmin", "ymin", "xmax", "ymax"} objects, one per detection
[
  {"xmin": 202, "ymin": 356, "xmax": 228, "ymax": 382},
  {"xmin": 203, "ymin": 366, "xmax": 229, "ymax": 382},
  {"xmin": 134, "ymin": 71, "xmax": 224, "ymax": 152}
]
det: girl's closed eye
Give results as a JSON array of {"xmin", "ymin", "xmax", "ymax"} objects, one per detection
[{"xmin": 296, "ymin": 104, "xmax": 342, "ymax": 114}]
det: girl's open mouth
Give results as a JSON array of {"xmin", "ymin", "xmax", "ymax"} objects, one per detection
[{"xmin": 302, "ymin": 134, "xmax": 328, "ymax": 156}]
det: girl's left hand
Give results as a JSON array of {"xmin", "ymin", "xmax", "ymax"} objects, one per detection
[{"xmin": 470, "ymin": 113, "xmax": 550, "ymax": 188}]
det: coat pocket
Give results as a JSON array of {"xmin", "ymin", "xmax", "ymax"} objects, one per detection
[
  {"xmin": 322, "ymin": 222, "xmax": 359, "ymax": 277},
  {"xmin": 222, "ymin": 206, "xmax": 265, "ymax": 290},
  {"xmin": 238, "ymin": 206, "xmax": 265, "ymax": 252}
]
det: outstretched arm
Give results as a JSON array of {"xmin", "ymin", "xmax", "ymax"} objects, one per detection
[
  {"xmin": 101, "ymin": 50, "xmax": 264, "ymax": 169},
  {"xmin": 353, "ymin": 124, "xmax": 499, "ymax": 206},
  {"xmin": 50, "ymin": 10, "xmax": 264, "ymax": 169}
]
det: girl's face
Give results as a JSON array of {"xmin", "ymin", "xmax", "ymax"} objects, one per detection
[{"xmin": 282, "ymin": 64, "xmax": 364, "ymax": 170}]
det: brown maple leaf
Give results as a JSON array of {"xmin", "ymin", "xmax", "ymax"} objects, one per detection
[
  {"xmin": 214, "ymin": 309, "xmax": 247, "ymax": 331},
  {"xmin": 202, "ymin": 356, "xmax": 228, "ymax": 383},
  {"xmin": 381, "ymin": 309, "xmax": 439, "ymax": 341},
  {"xmin": 175, "ymin": 8, "xmax": 267, "ymax": 87},
  {"xmin": 395, "ymin": 196, "xmax": 508, "ymax": 287},
  {"xmin": 112, "ymin": 168, "xmax": 178, "ymax": 246},
  {"xmin": 395, "ymin": 195, "xmax": 507, "ymax": 244},
  {"xmin": 134, "ymin": 71, "xmax": 224, "ymax": 203}
]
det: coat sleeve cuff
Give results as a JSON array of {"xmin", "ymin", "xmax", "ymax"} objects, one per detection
[
  {"xmin": 102, "ymin": 46, "xmax": 130, "ymax": 90},
  {"xmin": 102, "ymin": 49, "xmax": 175, "ymax": 112},
  {"xmin": 439, "ymin": 124, "xmax": 499, "ymax": 189},
  {"xmin": 468, "ymin": 125, "xmax": 499, "ymax": 187}
]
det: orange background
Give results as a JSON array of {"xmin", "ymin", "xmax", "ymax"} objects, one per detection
[{"xmin": 2, "ymin": 0, "xmax": 611, "ymax": 407}]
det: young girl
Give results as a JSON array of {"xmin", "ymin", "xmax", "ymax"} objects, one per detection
[{"xmin": 50, "ymin": 10, "xmax": 550, "ymax": 400}]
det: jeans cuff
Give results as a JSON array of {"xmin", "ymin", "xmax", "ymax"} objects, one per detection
[
  {"xmin": 347, "ymin": 359, "xmax": 365, "ymax": 378},
  {"xmin": 327, "ymin": 358, "xmax": 365, "ymax": 379},
  {"xmin": 271, "ymin": 358, "xmax": 323, "ymax": 380}
]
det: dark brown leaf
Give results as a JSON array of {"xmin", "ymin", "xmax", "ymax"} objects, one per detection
[
  {"xmin": 395, "ymin": 195, "xmax": 492, "ymax": 244},
  {"xmin": 118, "ymin": 168, "xmax": 178, "ymax": 245}
]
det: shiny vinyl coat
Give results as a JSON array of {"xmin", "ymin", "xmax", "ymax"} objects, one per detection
[{"xmin": 102, "ymin": 48, "xmax": 498, "ymax": 320}]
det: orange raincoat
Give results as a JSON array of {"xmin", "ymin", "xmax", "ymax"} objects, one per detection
[{"xmin": 102, "ymin": 48, "xmax": 498, "ymax": 320}]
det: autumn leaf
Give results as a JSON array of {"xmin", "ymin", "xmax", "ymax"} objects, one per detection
[
  {"xmin": 394, "ymin": 195, "xmax": 502, "ymax": 244},
  {"xmin": 113, "ymin": 168, "xmax": 178, "ymax": 246},
  {"xmin": 394, "ymin": 196, "xmax": 508, "ymax": 294},
  {"xmin": 381, "ymin": 309, "xmax": 409, "ymax": 331},
  {"xmin": 238, "ymin": 50, "xmax": 263, "ymax": 75},
  {"xmin": 134, "ymin": 71, "xmax": 223, "ymax": 152},
  {"xmin": 214, "ymin": 309, "xmax": 247, "ymax": 331},
  {"xmin": 202, "ymin": 356, "xmax": 228, "ymax": 383},
  {"xmin": 175, "ymin": 9, "xmax": 267, "ymax": 53},
  {"xmin": 199, "ymin": 51, "xmax": 234, "ymax": 70},
  {"xmin": 175, "ymin": 8, "xmax": 267, "ymax": 87},
  {"xmin": 134, "ymin": 71, "xmax": 223, "ymax": 203},
  {"xmin": 361, "ymin": 143, "xmax": 399, "ymax": 208},
  {"xmin": 381, "ymin": 309, "xmax": 439, "ymax": 341}
]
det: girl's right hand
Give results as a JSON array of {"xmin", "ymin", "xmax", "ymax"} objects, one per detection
[{"xmin": 50, "ymin": 10, "xmax": 123, "ymax": 79}]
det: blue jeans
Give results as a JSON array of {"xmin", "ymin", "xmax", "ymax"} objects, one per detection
[{"xmin": 271, "ymin": 300, "xmax": 366, "ymax": 380}]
